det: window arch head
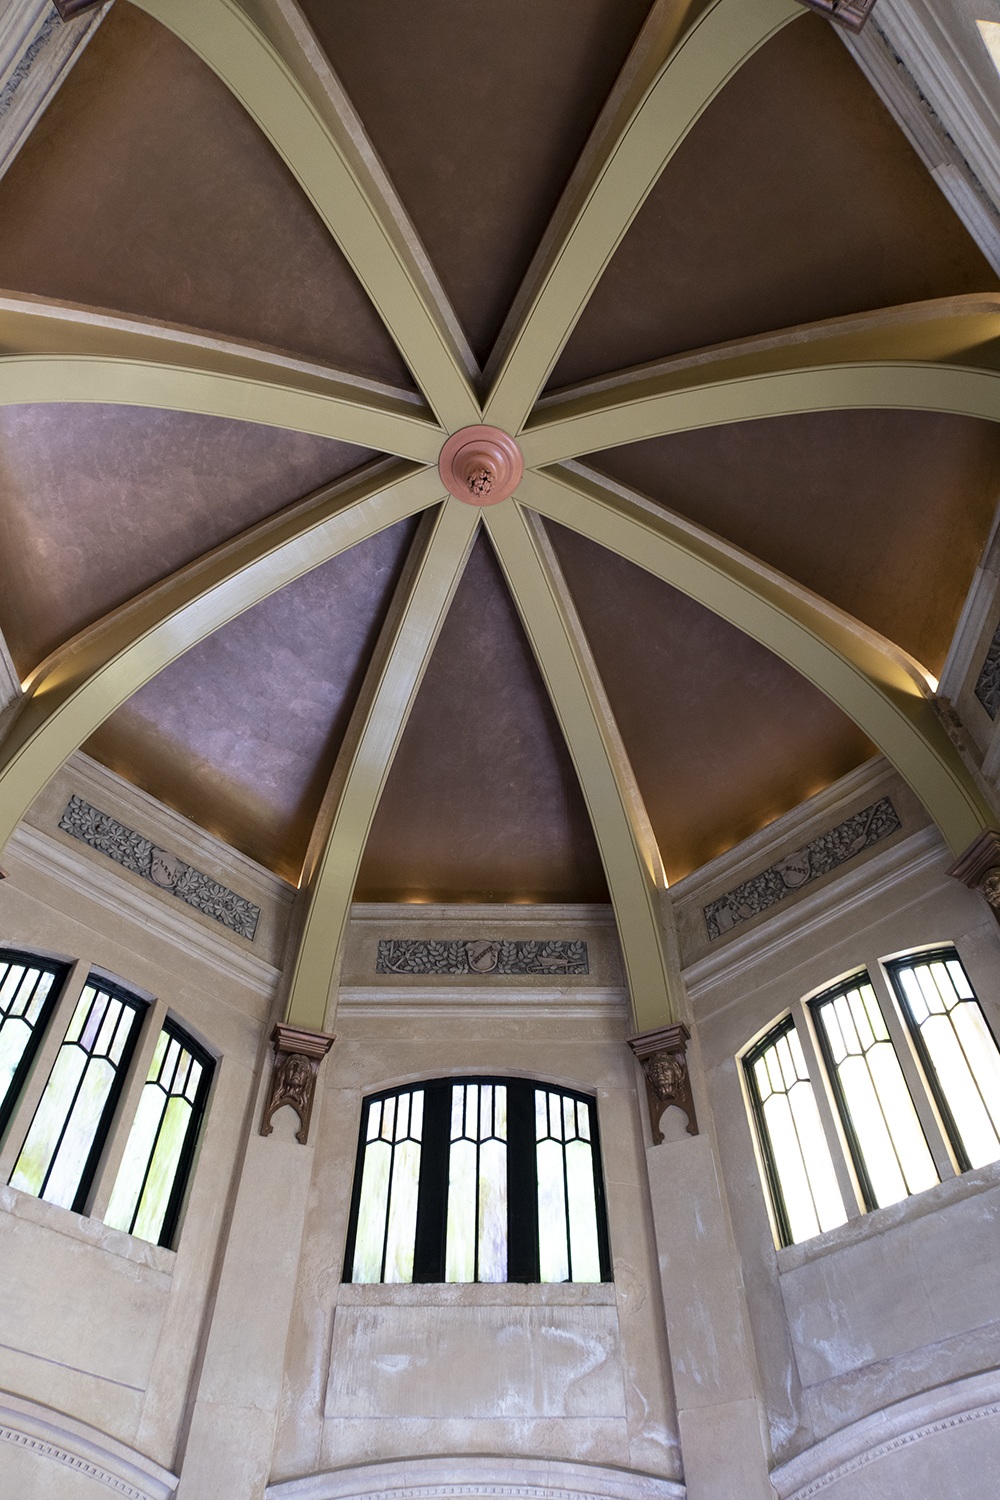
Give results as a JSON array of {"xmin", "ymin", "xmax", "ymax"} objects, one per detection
[{"xmin": 344, "ymin": 1076, "xmax": 612, "ymax": 1285}]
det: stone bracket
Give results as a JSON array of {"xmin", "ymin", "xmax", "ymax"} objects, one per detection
[
  {"xmin": 54, "ymin": 1, "xmax": 107, "ymax": 17},
  {"xmin": 797, "ymin": 0, "xmax": 878, "ymax": 31},
  {"xmin": 260, "ymin": 1022, "xmax": 335, "ymax": 1145},
  {"xmin": 627, "ymin": 1023, "xmax": 698, "ymax": 1144},
  {"xmin": 948, "ymin": 829, "xmax": 1000, "ymax": 926}
]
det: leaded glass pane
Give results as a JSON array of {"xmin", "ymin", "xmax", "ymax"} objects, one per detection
[
  {"xmin": 812, "ymin": 979, "xmax": 937, "ymax": 1209},
  {"xmin": 104, "ymin": 1021, "xmax": 213, "ymax": 1247},
  {"xmin": 892, "ymin": 953, "xmax": 1000, "ymax": 1171},
  {"xmin": 10, "ymin": 980, "xmax": 144, "ymax": 1212},
  {"xmin": 446, "ymin": 1083, "xmax": 507, "ymax": 1282},
  {"xmin": 352, "ymin": 1089, "xmax": 424, "ymax": 1283},
  {"xmin": 0, "ymin": 954, "xmax": 63, "ymax": 1138},
  {"xmin": 535, "ymin": 1085, "xmax": 601, "ymax": 1282},
  {"xmin": 745, "ymin": 1020, "xmax": 847, "ymax": 1246}
]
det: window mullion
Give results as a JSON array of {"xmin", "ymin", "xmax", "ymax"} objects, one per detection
[
  {"xmin": 792, "ymin": 999, "xmax": 866, "ymax": 1220},
  {"xmin": 506, "ymin": 1081, "xmax": 538, "ymax": 1283},
  {"xmin": 87, "ymin": 997, "xmax": 167, "ymax": 1221},
  {"xmin": 413, "ymin": 1083, "xmax": 449, "ymax": 1282},
  {"xmin": 0, "ymin": 958, "xmax": 88, "ymax": 1182},
  {"xmin": 870, "ymin": 962, "xmax": 958, "ymax": 1181}
]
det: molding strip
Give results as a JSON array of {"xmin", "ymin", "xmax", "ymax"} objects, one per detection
[
  {"xmin": 771, "ymin": 1367, "xmax": 1000, "ymax": 1499},
  {"xmin": 0, "ymin": 1389, "xmax": 177, "ymax": 1500}
]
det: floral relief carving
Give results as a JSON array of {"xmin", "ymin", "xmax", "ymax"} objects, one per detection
[
  {"xmin": 703, "ymin": 797, "xmax": 901, "ymax": 940},
  {"xmin": 58, "ymin": 795, "xmax": 260, "ymax": 940},
  {"xmin": 375, "ymin": 938, "xmax": 589, "ymax": 976}
]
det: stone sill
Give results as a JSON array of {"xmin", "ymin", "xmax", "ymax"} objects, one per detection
[
  {"xmin": 776, "ymin": 1154, "xmax": 1000, "ymax": 1273},
  {"xmin": 337, "ymin": 1280, "xmax": 617, "ymax": 1306},
  {"xmin": 0, "ymin": 1182, "xmax": 175, "ymax": 1280}
]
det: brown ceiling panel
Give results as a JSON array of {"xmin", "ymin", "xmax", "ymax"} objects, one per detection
[
  {"xmin": 546, "ymin": 521, "xmax": 875, "ymax": 881},
  {"xmin": 0, "ymin": 403, "xmax": 371, "ymax": 676},
  {"xmin": 589, "ymin": 408, "xmax": 1000, "ymax": 675},
  {"xmin": 84, "ymin": 517, "xmax": 419, "ymax": 880},
  {"xmin": 552, "ymin": 13, "xmax": 998, "ymax": 388},
  {"xmin": 0, "ymin": 2, "xmax": 412, "ymax": 385},
  {"xmin": 300, "ymin": 0, "xmax": 654, "ymax": 364},
  {"xmin": 357, "ymin": 533, "xmax": 608, "ymax": 903}
]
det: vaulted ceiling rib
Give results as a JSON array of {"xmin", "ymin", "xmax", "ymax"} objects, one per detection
[{"xmin": 0, "ymin": 0, "xmax": 999, "ymax": 1034}]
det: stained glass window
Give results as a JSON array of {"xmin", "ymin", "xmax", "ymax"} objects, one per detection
[
  {"xmin": 104, "ymin": 1020, "xmax": 213, "ymax": 1248},
  {"xmin": 743, "ymin": 1017, "xmax": 848, "ymax": 1246},
  {"xmin": 344, "ymin": 1077, "xmax": 611, "ymax": 1284},
  {"xmin": 10, "ymin": 978, "xmax": 145, "ymax": 1212},
  {"xmin": 810, "ymin": 975, "xmax": 938, "ymax": 1210},
  {"xmin": 888, "ymin": 950, "xmax": 1000, "ymax": 1173},
  {"xmin": 0, "ymin": 951, "xmax": 67, "ymax": 1140}
]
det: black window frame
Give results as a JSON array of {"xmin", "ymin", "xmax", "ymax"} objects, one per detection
[
  {"xmin": 808, "ymin": 969, "xmax": 938, "ymax": 1212},
  {"xmin": 110, "ymin": 1015, "xmax": 215, "ymax": 1249},
  {"xmin": 343, "ymin": 1075, "xmax": 613, "ymax": 1285},
  {"xmin": 10, "ymin": 973, "xmax": 147, "ymax": 1215},
  {"xmin": 742, "ymin": 1016, "xmax": 800, "ymax": 1248},
  {"xmin": 0, "ymin": 949, "xmax": 69, "ymax": 1142},
  {"xmin": 885, "ymin": 946, "xmax": 1000, "ymax": 1174}
]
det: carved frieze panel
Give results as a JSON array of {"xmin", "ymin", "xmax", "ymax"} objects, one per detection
[
  {"xmin": 376, "ymin": 938, "xmax": 589, "ymax": 976},
  {"xmin": 703, "ymin": 796, "xmax": 901, "ymax": 941},
  {"xmin": 975, "ymin": 623, "xmax": 1000, "ymax": 720},
  {"xmin": 58, "ymin": 795, "xmax": 261, "ymax": 940}
]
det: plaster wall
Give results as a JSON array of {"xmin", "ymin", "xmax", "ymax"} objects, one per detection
[
  {"xmin": 270, "ymin": 988, "xmax": 681, "ymax": 1486},
  {"xmin": 677, "ymin": 758, "xmax": 1000, "ymax": 1491},
  {"xmin": 0, "ymin": 753, "xmax": 286, "ymax": 1486}
]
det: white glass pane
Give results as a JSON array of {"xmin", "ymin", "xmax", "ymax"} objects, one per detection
[
  {"xmin": 446, "ymin": 1136, "xmax": 478, "ymax": 1282},
  {"xmin": 105, "ymin": 1084, "xmax": 167, "ymax": 1234},
  {"xmin": 763, "ymin": 1090, "xmax": 819, "ymax": 1242},
  {"xmin": 866, "ymin": 1044, "xmax": 937, "ymax": 1196},
  {"xmin": 565, "ymin": 1138, "xmax": 601, "ymax": 1281},
  {"xmin": 477, "ymin": 1136, "xmax": 507, "ymax": 1283},
  {"xmin": 10, "ymin": 1047, "xmax": 87, "ymax": 1197},
  {"xmin": 537, "ymin": 1137, "xmax": 569, "ymax": 1281},
  {"xmin": 42, "ymin": 1057, "xmax": 114, "ymax": 1208},
  {"xmin": 0, "ymin": 964, "xmax": 25, "ymax": 1010},
  {"xmin": 132, "ymin": 1094, "xmax": 191, "ymax": 1244},
  {"xmin": 0, "ymin": 1018, "xmax": 32, "ymax": 1103},
  {"xmin": 383, "ymin": 1137, "xmax": 420, "ymax": 1283},
  {"xmin": 352, "ymin": 1138, "xmax": 392, "ymax": 1282},
  {"xmin": 927, "ymin": 1007, "xmax": 1000, "ymax": 1167},
  {"xmin": 786, "ymin": 1079, "xmax": 848, "ymax": 1235}
]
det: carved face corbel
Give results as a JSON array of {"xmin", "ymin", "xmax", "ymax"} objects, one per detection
[
  {"xmin": 260, "ymin": 1023, "xmax": 335, "ymax": 1145},
  {"xmin": 627, "ymin": 1023, "xmax": 699, "ymax": 1144},
  {"xmin": 948, "ymin": 830, "xmax": 1000, "ymax": 928}
]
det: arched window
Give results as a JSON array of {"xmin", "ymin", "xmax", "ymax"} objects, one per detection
[
  {"xmin": 742, "ymin": 946, "xmax": 1000, "ymax": 1247},
  {"xmin": 344, "ymin": 1077, "xmax": 612, "ymax": 1284}
]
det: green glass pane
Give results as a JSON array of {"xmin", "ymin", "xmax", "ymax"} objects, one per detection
[
  {"xmin": 0, "ymin": 1018, "xmax": 32, "ymax": 1104},
  {"xmin": 43, "ymin": 1056, "xmax": 115, "ymax": 1208},
  {"xmin": 104, "ymin": 1084, "xmax": 168, "ymax": 1234},
  {"xmin": 148, "ymin": 1029, "xmax": 169, "ymax": 1082},
  {"xmin": 383, "ymin": 1137, "xmax": 420, "ymax": 1283},
  {"xmin": 132, "ymin": 1094, "xmax": 191, "ymax": 1244},
  {"xmin": 10, "ymin": 1047, "xmax": 87, "ymax": 1196},
  {"xmin": 353, "ymin": 1138, "xmax": 393, "ymax": 1281}
]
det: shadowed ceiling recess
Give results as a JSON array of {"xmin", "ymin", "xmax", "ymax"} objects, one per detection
[{"xmin": 0, "ymin": 0, "xmax": 997, "ymax": 1037}]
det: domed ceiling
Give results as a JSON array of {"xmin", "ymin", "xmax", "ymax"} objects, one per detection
[{"xmin": 1, "ymin": 0, "xmax": 999, "ymax": 913}]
